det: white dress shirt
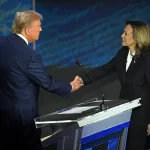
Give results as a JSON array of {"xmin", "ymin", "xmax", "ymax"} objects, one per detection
[{"xmin": 126, "ymin": 50, "xmax": 135, "ymax": 71}]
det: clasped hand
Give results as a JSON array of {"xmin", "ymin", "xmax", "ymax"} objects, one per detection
[
  {"xmin": 147, "ymin": 124, "xmax": 150, "ymax": 136},
  {"xmin": 70, "ymin": 76, "xmax": 84, "ymax": 92}
]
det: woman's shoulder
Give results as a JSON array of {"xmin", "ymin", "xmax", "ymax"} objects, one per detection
[{"xmin": 116, "ymin": 46, "xmax": 128, "ymax": 57}]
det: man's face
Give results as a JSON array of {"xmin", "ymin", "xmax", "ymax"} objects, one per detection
[
  {"xmin": 121, "ymin": 24, "xmax": 136, "ymax": 50},
  {"xmin": 27, "ymin": 19, "xmax": 42, "ymax": 43}
]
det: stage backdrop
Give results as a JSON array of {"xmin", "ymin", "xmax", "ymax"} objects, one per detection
[{"xmin": 35, "ymin": 0, "xmax": 150, "ymax": 68}]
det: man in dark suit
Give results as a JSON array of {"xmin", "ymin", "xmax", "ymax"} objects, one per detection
[
  {"xmin": 0, "ymin": 10, "xmax": 83, "ymax": 150},
  {"xmin": 84, "ymin": 21, "xmax": 150, "ymax": 150}
]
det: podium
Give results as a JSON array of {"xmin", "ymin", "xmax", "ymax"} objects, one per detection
[{"xmin": 34, "ymin": 98, "xmax": 141, "ymax": 150}]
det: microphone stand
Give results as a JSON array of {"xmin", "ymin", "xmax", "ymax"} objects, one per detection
[{"xmin": 76, "ymin": 60, "xmax": 108, "ymax": 111}]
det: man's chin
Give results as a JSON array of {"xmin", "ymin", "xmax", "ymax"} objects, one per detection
[{"xmin": 36, "ymin": 37, "xmax": 39, "ymax": 40}]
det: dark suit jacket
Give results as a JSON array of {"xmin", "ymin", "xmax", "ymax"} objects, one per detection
[
  {"xmin": 88, "ymin": 46, "xmax": 150, "ymax": 127},
  {"xmin": 0, "ymin": 33, "xmax": 71, "ymax": 125}
]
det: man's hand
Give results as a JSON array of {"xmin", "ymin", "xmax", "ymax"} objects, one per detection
[
  {"xmin": 147, "ymin": 124, "xmax": 150, "ymax": 136},
  {"xmin": 70, "ymin": 76, "xmax": 84, "ymax": 92}
]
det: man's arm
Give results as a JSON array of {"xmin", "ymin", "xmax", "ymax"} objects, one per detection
[{"xmin": 26, "ymin": 52, "xmax": 83, "ymax": 97}]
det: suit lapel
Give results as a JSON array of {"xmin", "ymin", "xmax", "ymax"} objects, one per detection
[
  {"xmin": 116, "ymin": 47, "xmax": 129, "ymax": 79},
  {"xmin": 117, "ymin": 47, "xmax": 142, "ymax": 80},
  {"xmin": 126, "ymin": 58, "xmax": 134, "ymax": 73},
  {"xmin": 126, "ymin": 56, "xmax": 142, "ymax": 76},
  {"xmin": 122, "ymin": 48, "xmax": 129, "ymax": 73}
]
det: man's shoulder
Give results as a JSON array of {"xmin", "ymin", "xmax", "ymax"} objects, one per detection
[
  {"xmin": 0, "ymin": 33, "xmax": 36, "ymax": 59},
  {"xmin": 0, "ymin": 35, "xmax": 7, "ymax": 43}
]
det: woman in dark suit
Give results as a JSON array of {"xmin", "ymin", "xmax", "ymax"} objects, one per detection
[{"xmin": 87, "ymin": 21, "xmax": 150, "ymax": 150}]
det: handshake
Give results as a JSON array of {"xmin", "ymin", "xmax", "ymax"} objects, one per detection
[{"xmin": 70, "ymin": 75, "xmax": 84, "ymax": 92}]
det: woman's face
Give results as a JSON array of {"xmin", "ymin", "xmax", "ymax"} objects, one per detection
[{"xmin": 121, "ymin": 24, "xmax": 136, "ymax": 50}]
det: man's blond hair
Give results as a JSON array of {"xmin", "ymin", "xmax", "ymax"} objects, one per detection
[{"xmin": 12, "ymin": 10, "xmax": 43, "ymax": 34}]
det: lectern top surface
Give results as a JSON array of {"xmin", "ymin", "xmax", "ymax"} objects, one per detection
[{"xmin": 34, "ymin": 98, "xmax": 130, "ymax": 128}]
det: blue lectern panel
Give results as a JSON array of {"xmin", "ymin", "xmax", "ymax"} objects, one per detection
[
  {"xmin": 85, "ymin": 138, "xmax": 119, "ymax": 150},
  {"xmin": 81, "ymin": 121, "xmax": 130, "ymax": 150}
]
